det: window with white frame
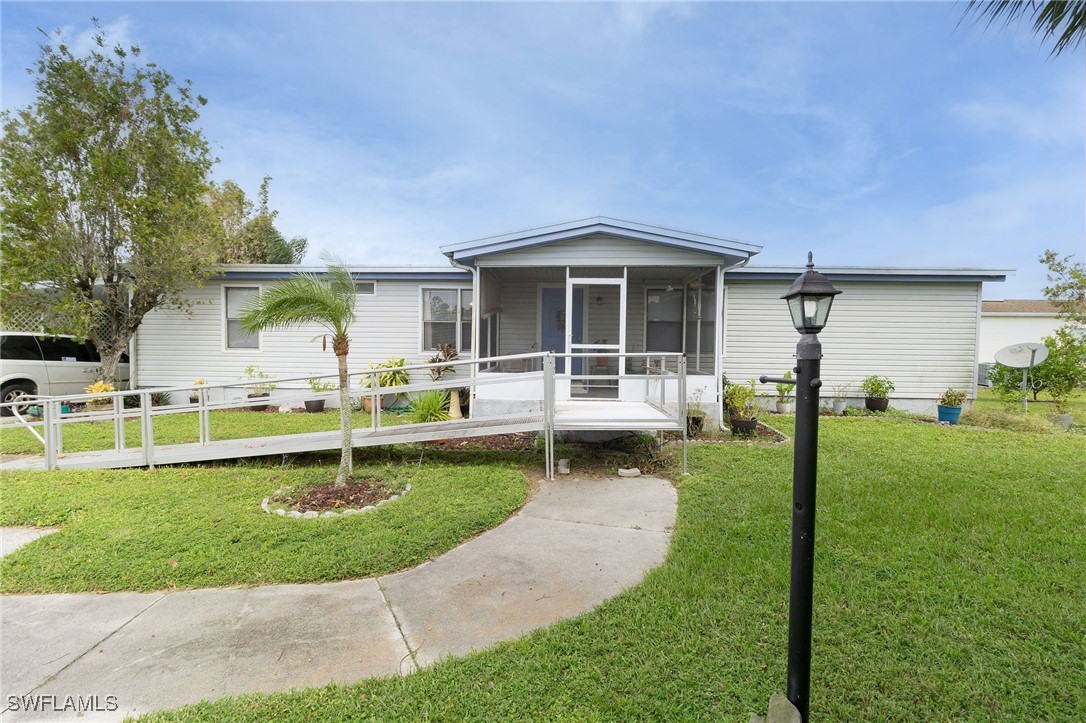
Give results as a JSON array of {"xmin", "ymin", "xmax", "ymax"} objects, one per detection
[
  {"xmin": 421, "ymin": 288, "xmax": 473, "ymax": 353},
  {"xmin": 225, "ymin": 286, "xmax": 260, "ymax": 349}
]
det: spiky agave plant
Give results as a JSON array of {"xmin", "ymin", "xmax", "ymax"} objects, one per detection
[{"xmin": 409, "ymin": 390, "xmax": 451, "ymax": 424}]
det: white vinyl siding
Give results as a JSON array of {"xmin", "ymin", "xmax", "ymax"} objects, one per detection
[
  {"xmin": 479, "ymin": 234, "xmax": 724, "ymax": 268},
  {"xmin": 722, "ymin": 280, "xmax": 983, "ymax": 399},
  {"xmin": 136, "ymin": 279, "xmax": 469, "ymax": 389},
  {"xmin": 224, "ymin": 286, "xmax": 260, "ymax": 350},
  {"xmin": 977, "ymin": 314, "xmax": 1062, "ymax": 363}
]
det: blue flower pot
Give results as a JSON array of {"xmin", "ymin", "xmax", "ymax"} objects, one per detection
[{"xmin": 937, "ymin": 404, "xmax": 962, "ymax": 424}]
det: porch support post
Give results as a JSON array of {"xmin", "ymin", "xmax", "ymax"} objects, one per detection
[
  {"xmin": 543, "ymin": 353, "xmax": 555, "ymax": 479},
  {"xmin": 715, "ymin": 264, "xmax": 725, "ymax": 429}
]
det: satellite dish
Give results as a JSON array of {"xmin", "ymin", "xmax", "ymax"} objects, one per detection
[{"xmin": 994, "ymin": 342, "xmax": 1049, "ymax": 369}]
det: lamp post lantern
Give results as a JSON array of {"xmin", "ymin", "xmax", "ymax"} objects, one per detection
[{"xmin": 761, "ymin": 252, "xmax": 841, "ymax": 722}]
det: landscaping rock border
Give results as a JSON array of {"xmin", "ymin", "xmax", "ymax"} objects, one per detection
[{"xmin": 261, "ymin": 484, "xmax": 412, "ymax": 519}]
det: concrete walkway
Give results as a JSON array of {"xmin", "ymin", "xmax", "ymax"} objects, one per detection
[{"xmin": 1, "ymin": 476, "xmax": 676, "ymax": 721}]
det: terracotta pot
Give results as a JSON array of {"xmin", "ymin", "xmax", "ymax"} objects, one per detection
[{"xmin": 361, "ymin": 394, "xmax": 394, "ymax": 413}]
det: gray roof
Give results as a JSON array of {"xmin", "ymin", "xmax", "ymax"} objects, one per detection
[{"xmin": 441, "ymin": 217, "xmax": 763, "ymax": 266}]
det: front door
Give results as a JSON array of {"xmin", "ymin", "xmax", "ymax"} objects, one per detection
[{"xmin": 540, "ymin": 287, "xmax": 582, "ymax": 374}]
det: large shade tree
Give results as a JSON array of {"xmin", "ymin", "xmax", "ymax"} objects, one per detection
[
  {"xmin": 205, "ymin": 176, "xmax": 308, "ymax": 265},
  {"xmin": 240, "ymin": 260, "xmax": 357, "ymax": 485},
  {"xmin": 0, "ymin": 23, "xmax": 217, "ymax": 382},
  {"xmin": 963, "ymin": 1, "xmax": 1086, "ymax": 56}
]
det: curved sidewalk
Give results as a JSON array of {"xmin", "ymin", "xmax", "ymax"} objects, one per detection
[{"xmin": 1, "ymin": 476, "xmax": 676, "ymax": 721}]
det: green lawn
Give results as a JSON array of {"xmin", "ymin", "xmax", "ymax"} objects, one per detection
[
  {"xmin": 0, "ymin": 458, "xmax": 529, "ymax": 593},
  {"xmin": 132, "ymin": 417, "xmax": 1085, "ymax": 721},
  {"xmin": 972, "ymin": 387, "xmax": 1086, "ymax": 417},
  {"xmin": 0, "ymin": 408, "xmax": 412, "ymax": 455}
]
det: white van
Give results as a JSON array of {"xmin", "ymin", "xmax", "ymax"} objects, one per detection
[{"xmin": 0, "ymin": 333, "xmax": 130, "ymax": 415}]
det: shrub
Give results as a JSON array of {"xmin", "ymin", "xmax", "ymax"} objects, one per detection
[
  {"xmin": 307, "ymin": 377, "xmax": 336, "ymax": 394},
  {"xmin": 861, "ymin": 375, "xmax": 894, "ymax": 398},
  {"xmin": 724, "ymin": 380, "xmax": 757, "ymax": 421},
  {"xmin": 409, "ymin": 390, "xmax": 450, "ymax": 424},
  {"xmin": 775, "ymin": 371, "xmax": 794, "ymax": 402},
  {"xmin": 938, "ymin": 388, "xmax": 967, "ymax": 407}
]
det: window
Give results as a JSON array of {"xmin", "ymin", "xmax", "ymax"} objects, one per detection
[
  {"xmin": 0, "ymin": 335, "xmax": 43, "ymax": 361},
  {"xmin": 645, "ymin": 288, "xmax": 684, "ymax": 352},
  {"xmin": 422, "ymin": 287, "xmax": 473, "ymax": 353},
  {"xmin": 355, "ymin": 281, "xmax": 376, "ymax": 295},
  {"xmin": 36, "ymin": 336, "xmax": 95, "ymax": 362},
  {"xmin": 225, "ymin": 287, "xmax": 260, "ymax": 349}
]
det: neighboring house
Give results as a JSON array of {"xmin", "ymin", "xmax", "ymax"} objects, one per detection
[
  {"xmin": 133, "ymin": 217, "xmax": 1008, "ymax": 421},
  {"xmin": 978, "ymin": 300, "xmax": 1062, "ymax": 363}
]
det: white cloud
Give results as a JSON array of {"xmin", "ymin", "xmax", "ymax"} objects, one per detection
[{"xmin": 949, "ymin": 70, "xmax": 1085, "ymax": 145}]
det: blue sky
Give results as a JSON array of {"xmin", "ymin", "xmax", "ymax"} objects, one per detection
[{"xmin": 3, "ymin": 2, "xmax": 1083, "ymax": 298}]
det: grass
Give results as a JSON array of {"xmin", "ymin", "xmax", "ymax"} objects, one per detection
[
  {"xmin": 0, "ymin": 455, "xmax": 530, "ymax": 593},
  {"xmin": 133, "ymin": 417, "xmax": 1084, "ymax": 721},
  {"xmin": 972, "ymin": 387, "xmax": 1086, "ymax": 417},
  {"xmin": 0, "ymin": 408, "xmax": 413, "ymax": 456}
]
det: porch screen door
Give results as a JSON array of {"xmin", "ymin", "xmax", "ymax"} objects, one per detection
[{"xmin": 567, "ymin": 270, "xmax": 626, "ymax": 399}]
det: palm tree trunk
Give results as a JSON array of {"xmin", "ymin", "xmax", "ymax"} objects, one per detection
[{"xmin": 335, "ymin": 350, "xmax": 352, "ymax": 486}]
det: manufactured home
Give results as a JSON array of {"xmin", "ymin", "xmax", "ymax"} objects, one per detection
[{"xmin": 133, "ymin": 218, "xmax": 1008, "ymax": 424}]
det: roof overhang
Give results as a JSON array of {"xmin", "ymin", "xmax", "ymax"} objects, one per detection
[
  {"xmin": 440, "ymin": 217, "xmax": 763, "ymax": 267},
  {"xmin": 727, "ymin": 266, "xmax": 1011, "ymax": 284},
  {"xmin": 213, "ymin": 265, "xmax": 470, "ymax": 282}
]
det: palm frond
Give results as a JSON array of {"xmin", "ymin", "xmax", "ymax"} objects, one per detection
[
  {"xmin": 240, "ymin": 263, "xmax": 357, "ymax": 337},
  {"xmin": 963, "ymin": 0, "xmax": 1086, "ymax": 56}
]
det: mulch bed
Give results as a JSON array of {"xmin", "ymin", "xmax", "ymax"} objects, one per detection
[
  {"xmin": 423, "ymin": 432, "xmax": 537, "ymax": 452},
  {"xmin": 277, "ymin": 477, "xmax": 392, "ymax": 512}
]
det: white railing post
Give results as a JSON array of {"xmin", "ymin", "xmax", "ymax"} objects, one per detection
[
  {"xmin": 198, "ymin": 387, "xmax": 209, "ymax": 445},
  {"xmin": 43, "ymin": 400, "xmax": 58, "ymax": 470},
  {"xmin": 679, "ymin": 354, "xmax": 688, "ymax": 476},
  {"xmin": 53, "ymin": 400, "xmax": 64, "ymax": 457},
  {"xmin": 113, "ymin": 395, "xmax": 125, "ymax": 452},
  {"xmin": 140, "ymin": 391, "xmax": 155, "ymax": 469},
  {"xmin": 544, "ymin": 353, "xmax": 555, "ymax": 480}
]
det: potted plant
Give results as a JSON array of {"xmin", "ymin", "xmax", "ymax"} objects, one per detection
[
  {"xmin": 241, "ymin": 365, "xmax": 277, "ymax": 411},
  {"xmin": 189, "ymin": 379, "xmax": 205, "ymax": 405},
  {"xmin": 831, "ymin": 383, "xmax": 849, "ymax": 415},
  {"xmin": 775, "ymin": 371, "xmax": 795, "ymax": 414},
  {"xmin": 936, "ymin": 388, "xmax": 967, "ymax": 424},
  {"xmin": 725, "ymin": 379, "xmax": 758, "ymax": 436},
  {"xmin": 84, "ymin": 381, "xmax": 115, "ymax": 413},
  {"xmin": 428, "ymin": 343, "xmax": 464, "ymax": 420},
  {"xmin": 360, "ymin": 357, "xmax": 411, "ymax": 412},
  {"xmin": 305, "ymin": 377, "xmax": 336, "ymax": 413},
  {"xmin": 861, "ymin": 375, "xmax": 894, "ymax": 412},
  {"xmin": 686, "ymin": 388, "xmax": 707, "ymax": 436}
]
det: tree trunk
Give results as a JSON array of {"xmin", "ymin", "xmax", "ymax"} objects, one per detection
[
  {"xmin": 97, "ymin": 348, "xmax": 123, "ymax": 384},
  {"xmin": 335, "ymin": 348, "xmax": 352, "ymax": 486}
]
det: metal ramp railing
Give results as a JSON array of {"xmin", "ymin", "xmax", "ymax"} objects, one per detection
[{"xmin": 0, "ymin": 352, "xmax": 689, "ymax": 477}]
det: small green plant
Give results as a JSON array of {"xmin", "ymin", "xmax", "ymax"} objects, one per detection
[
  {"xmin": 776, "ymin": 371, "xmax": 794, "ymax": 402},
  {"xmin": 724, "ymin": 380, "xmax": 757, "ymax": 421},
  {"xmin": 307, "ymin": 377, "xmax": 336, "ymax": 394},
  {"xmin": 861, "ymin": 375, "xmax": 894, "ymax": 399},
  {"xmin": 409, "ymin": 390, "xmax": 450, "ymax": 423},
  {"xmin": 938, "ymin": 388, "xmax": 967, "ymax": 407},
  {"xmin": 241, "ymin": 365, "xmax": 277, "ymax": 395},
  {"xmin": 428, "ymin": 343, "xmax": 459, "ymax": 381},
  {"xmin": 361, "ymin": 358, "xmax": 412, "ymax": 389}
]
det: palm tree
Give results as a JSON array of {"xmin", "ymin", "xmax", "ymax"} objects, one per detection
[
  {"xmin": 963, "ymin": 1, "xmax": 1085, "ymax": 56},
  {"xmin": 240, "ymin": 258, "xmax": 357, "ymax": 486}
]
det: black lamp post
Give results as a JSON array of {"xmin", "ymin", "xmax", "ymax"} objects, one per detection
[{"xmin": 760, "ymin": 252, "xmax": 841, "ymax": 722}]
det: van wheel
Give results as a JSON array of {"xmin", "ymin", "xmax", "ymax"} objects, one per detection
[{"xmin": 1, "ymin": 382, "xmax": 35, "ymax": 416}]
